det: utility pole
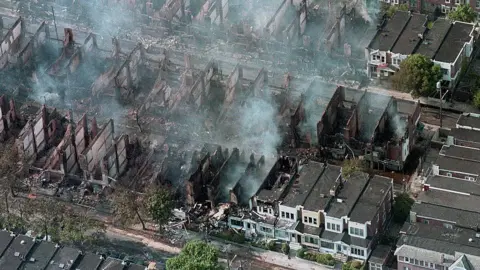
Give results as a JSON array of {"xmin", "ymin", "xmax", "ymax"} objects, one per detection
[{"xmin": 437, "ymin": 81, "xmax": 443, "ymax": 128}]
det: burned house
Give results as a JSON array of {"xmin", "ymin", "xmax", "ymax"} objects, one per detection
[{"xmin": 292, "ymin": 85, "xmax": 420, "ymax": 170}]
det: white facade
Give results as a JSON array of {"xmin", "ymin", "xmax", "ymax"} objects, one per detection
[{"xmin": 279, "ymin": 204, "xmax": 298, "ymax": 222}]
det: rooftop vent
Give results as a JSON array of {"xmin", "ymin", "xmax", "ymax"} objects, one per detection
[
  {"xmin": 59, "ymin": 263, "xmax": 65, "ymax": 268},
  {"xmin": 20, "ymin": 240, "xmax": 25, "ymax": 245},
  {"xmin": 337, "ymin": 198, "xmax": 343, "ymax": 203},
  {"xmin": 29, "ymin": 257, "xmax": 36, "ymax": 262},
  {"xmin": 14, "ymin": 252, "xmax": 20, "ymax": 257},
  {"xmin": 469, "ymin": 238, "xmax": 473, "ymax": 242},
  {"xmin": 476, "ymin": 233, "xmax": 480, "ymax": 238},
  {"xmin": 319, "ymin": 194, "xmax": 325, "ymax": 198}
]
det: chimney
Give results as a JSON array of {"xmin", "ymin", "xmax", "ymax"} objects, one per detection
[{"xmin": 329, "ymin": 188, "xmax": 336, "ymax": 197}]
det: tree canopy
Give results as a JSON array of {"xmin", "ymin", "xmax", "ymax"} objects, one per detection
[
  {"xmin": 146, "ymin": 186, "xmax": 174, "ymax": 229},
  {"xmin": 393, "ymin": 193, "xmax": 415, "ymax": 223},
  {"xmin": 166, "ymin": 240, "xmax": 223, "ymax": 270},
  {"xmin": 383, "ymin": 3, "xmax": 408, "ymax": 18},
  {"xmin": 391, "ymin": 54, "xmax": 443, "ymax": 97},
  {"xmin": 473, "ymin": 91, "xmax": 480, "ymax": 109},
  {"xmin": 110, "ymin": 187, "xmax": 148, "ymax": 230},
  {"xmin": 342, "ymin": 159, "xmax": 366, "ymax": 179},
  {"xmin": 448, "ymin": 4, "xmax": 476, "ymax": 23}
]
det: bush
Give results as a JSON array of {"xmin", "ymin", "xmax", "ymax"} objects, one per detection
[
  {"xmin": 316, "ymin": 254, "xmax": 335, "ymax": 266},
  {"xmin": 297, "ymin": 248, "xmax": 307, "ymax": 258},
  {"xmin": 211, "ymin": 230, "xmax": 246, "ymax": 244},
  {"xmin": 267, "ymin": 240, "xmax": 276, "ymax": 251},
  {"xmin": 343, "ymin": 261, "xmax": 364, "ymax": 270},
  {"xmin": 281, "ymin": 242, "xmax": 290, "ymax": 254}
]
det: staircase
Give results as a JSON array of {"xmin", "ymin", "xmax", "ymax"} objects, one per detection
[{"xmin": 333, "ymin": 253, "xmax": 348, "ymax": 263}]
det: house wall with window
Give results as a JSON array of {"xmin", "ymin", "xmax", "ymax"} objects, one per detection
[
  {"xmin": 397, "ymin": 255, "xmax": 445, "ymax": 270},
  {"xmin": 301, "ymin": 209, "xmax": 321, "ymax": 227},
  {"xmin": 325, "ymin": 216, "xmax": 344, "ymax": 233},
  {"xmin": 349, "ymin": 221, "xmax": 367, "ymax": 238},
  {"xmin": 303, "ymin": 235, "xmax": 320, "ymax": 248},
  {"xmin": 257, "ymin": 223, "xmax": 275, "ymax": 238},
  {"xmin": 279, "ymin": 204, "xmax": 298, "ymax": 222},
  {"xmin": 350, "ymin": 245, "xmax": 368, "ymax": 260}
]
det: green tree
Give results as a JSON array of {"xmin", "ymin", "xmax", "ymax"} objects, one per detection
[
  {"xmin": 473, "ymin": 91, "xmax": 480, "ymax": 108},
  {"xmin": 58, "ymin": 209, "xmax": 105, "ymax": 246},
  {"xmin": 383, "ymin": 3, "xmax": 408, "ymax": 18},
  {"xmin": 146, "ymin": 186, "xmax": 174, "ymax": 230},
  {"xmin": 166, "ymin": 240, "xmax": 223, "ymax": 270},
  {"xmin": 448, "ymin": 4, "xmax": 476, "ymax": 23},
  {"xmin": 342, "ymin": 159, "xmax": 365, "ymax": 179},
  {"xmin": 393, "ymin": 192, "xmax": 415, "ymax": 223},
  {"xmin": 391, "ymin": 54, "xmax": 443, "ymax": 97},
  {"xmin": 110, "ymin": 187, "xmax": 148, "ymax": 230}
]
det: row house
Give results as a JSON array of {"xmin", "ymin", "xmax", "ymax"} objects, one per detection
[
  {"xmin": 432, "ymin": 144, "xmax": 480, "ymax": 180},
  {"xmin": 383, "ymin": 0, "xmax": 480, "ymax": 19},
  {"xmin": 366, "ymin": 11, "xmax": 426, "ymax": 78},
  {"xmin": 446, "ymin": 114, "xmax": 480, "ymax": 149},
  {"xmin": 367, "ymin": 10, "xmax": 476, "ymax": 87},
  {"xmin": 320, "ymin": 175, "xmax": 393, "ymax": 261},
  {"xmin": 395, "ymin": 221, "xmax": 480, "ymax": 270},
  {"xmin": 227, "ymin": 160, "xmax": 394, "ymax": 263}
]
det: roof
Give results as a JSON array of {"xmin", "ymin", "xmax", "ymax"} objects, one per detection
[
  {"xmin": 440, "ymin": 145, "xmax": 480, "ymax": 163},
  {"xmin": 100, "ymin": 257, "xmax": 125, "ymax": 270},
  {"xmin": 369, "ymin": 245, "xmax": 392, "ymax": 264},
  {"xmin": 434, "ymin": 22, "xmax": 474, "ymax": 63},
  {"xmin": 450, "ymin": 128, "xmax": 480, "ymax": 144},
  {"xmin": 350, "ymin": 175, "xmax": 391, "ymax": 223},
  {"xmin": 435, "ymin": 155, "xmax": 480, "ymax": 176},
  {"xmin": 0, "ymin": 231, "xmax": 14, "ymax": 257},
  {"xmin": 457, "ymin": 114, "xmax": 480, "ymax": 129},
  {"xmin": 75, "ymin": 252, "xmax": 103, "ymax": 270},
  {"xmin": 295, "ymin": 222, "xmax": 322, "ymax": 236},
  {"xmin": 391, "ymin": 13, "xmax": 427, "ymax": 55},
  {"xmin": 326, "ymin": 171, "xmax": 369, "ymax": 218},
  {"xmin": 127, "ymin": 264, "xmax": 146, "ymax": 270},
  {"xmin": 21, "ymin": 241, "xmax": 58, "ymax": 270},
  {"xmin": 396, "ymin": 99, "xmax": 418, "ymax": 117},
  {"xmin": 320, "ymin": 231, "xmax": 371, "ymax": 247},
  {"xmin": 416, "ymin": 18, "xmax": 451, "ymax": 59},
  {"xmin": 45, "ymin": 246, "xmax": 81, "ymax": 270},
  {"xmin": 417, "ymin": 188, "xmax": 480, "ymax": 214},
  {"xmin": 302, "ymin": 165, "xmax": 341, "ymax": 212},
  {"xmin": 369, "ymin": 11, "xmax": 411, "ymax": 51},
  {"xmin": 426, "ymin": 174, "xmax": 480, "ymax": 196},
  {"xmin": 411, "ymin": 202, "xmax": 480, "ymax": 230},
  {"xmin": 0, "ymin": 235, "xmax": 35, "ymax": 270},
  {"xmin": 398, "ymin": 222, "xmax": 480, "ymax": 258},
  {"xmin": 282, "ymin": 161, "xmax": 325, "ymax": 207}
]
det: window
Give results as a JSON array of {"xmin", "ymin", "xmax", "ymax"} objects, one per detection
[
  {"xmin": 304, "ymin": 216, "xmax": 308, "ymax": 223},
  {"xmin": 423, "ymin": 219, "xmax": 430, "ymax": 224},
  {"xmin": 281, "ymin": 211, "xmax": 285, "ymax": 218},
  {"xmin": 405, "ymin": 257, "xmax": 410, "ymax": 263},
  {"xmin": 260, "ymin": 226, "xmax": 272, "ymax": 233},
  {"xmin": 336, "ymin": 224, "xmax": 340, "ymax": 231},
  {"xmin": 404, "ymin": 267, "xmax": 410, "ymax": 270},
  {"xmin": 446, "ymin": 172, "xmax": 452, "ymax": 177},
  {"xmin": 477, "ymin": 0, "xmax": 480, "ymax": 8},
  {"xmin": 444, "ymin": 223, "xmax": 453, "ymax": 229},
  {"xmin": 455, "ymin": 0, "xmax": 461, "ymax": 5},
  {"xmin": 441, "ymin": 68, "xmax": 448, "ymax": 75},
  {"xmin": 452, "ymin": 6, "xmax": 457, "ymax": 11},
  {"xmin": 320, "ymin": 241, "xmax": 334, "ymax": 249},
  {"xmin": 372, "ymin": 54, "xmax": 380, "ymax": 61},
  {"xmin": 350, "ymin": 227, "xmax": 365, "ymax": 237},
  {"xmin": 420, "ymin": 261, "xmax": 425, "ymax": 267},
  {"xmin": 309, "ymin": 217, "xmax": 313, "ymax": 224},
  {"xmin": 263, "ymin": 207, "xmax": 267, "ymax": 213},
  {"xmin": 304, "ymin": 236, "xmax": 319, "ymax": 245},
  {"xmin": 230, "ymin": 219, "xmax": 243, "ymax": 227},
  {"xmin": 313, "ymin": 218, "xmax": 317, "ymax": 225},
  {"xmin": 465, "ymin": 176, "xmax": 475, "ymax": 181},
  {"xmin": 381, "ymin": 56, "xmax": 385, "ymax": 63},
  {"xmin": 370, "ymin": 263, "xmax": 382, "ymax": 270},
  {"xmin": 351, "ymin": 247, "xmax": 365, "ymax": 257}
]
